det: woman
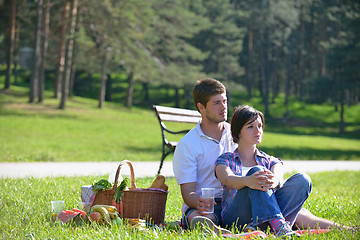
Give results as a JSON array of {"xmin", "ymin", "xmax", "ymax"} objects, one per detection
[{"xmin": 215, "ymin": 105, "xmax": 312, "ymax": 237}]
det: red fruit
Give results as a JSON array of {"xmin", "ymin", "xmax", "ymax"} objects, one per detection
[
  {"xmin": 57, "ymin": 210, "xmax": 80, "ymax": 223},
  {"xmin": 72, "ymin": 208, "xmax": 86, "ymax": 218},
  {"xmin": 89, "ymin": 212, "xmax": 103, "ymax": 223}
]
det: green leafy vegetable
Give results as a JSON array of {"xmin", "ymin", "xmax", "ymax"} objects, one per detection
[
  {"xmin": 114, "ymin": 177, "xmax": 129, "ymax": 203},
  {"xmin": 92, "ymin": 179, "xmax": 112, "ymax": 194}
]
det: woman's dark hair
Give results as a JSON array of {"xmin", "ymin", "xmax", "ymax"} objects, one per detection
[{"xmin": 230, "ymin": 105, "xmax": 265, "ymax": 143}]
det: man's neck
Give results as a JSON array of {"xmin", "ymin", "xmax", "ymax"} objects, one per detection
[{"xmin": 200, "ymin": 120, "xmax": 225, "ymax": 141}]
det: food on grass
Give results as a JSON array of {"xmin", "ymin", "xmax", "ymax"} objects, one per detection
[
  {"xmin": 90, "ymin": 205, "xmax": 111, "ymax": 225},
  {"xmin": 57, "ymin": 210, "xmax": 82, "ymax": 223},
  {"xmin": 111, "ymin": 217, "xmax": 123, "ymax": 226},
  {"xmin": 108, "ymin": 211, "xmax": 120, "ymax": 219},
  {"xmin": 89, "ymin": 212, "xmax": 103, "ymax": 223},
  {"xmin": 72, "ymin": 208, "xmax": 86, "ymax": 218},
  {"xmin": 126, "ymin": 218, "xmax": 146, "ymax": 227},
  {"xmin": 94, "ymin": 205, "xmax": 117, "ymax": 213}
]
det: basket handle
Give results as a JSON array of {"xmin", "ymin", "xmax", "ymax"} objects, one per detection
[{"xmin": 113, "ymin": 160, "xmax": 137, "ymax": 191}]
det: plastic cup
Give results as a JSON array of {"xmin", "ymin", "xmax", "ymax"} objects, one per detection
[
  {"xmin": 51, "ymin": 200, "xmax": 65, "ymax": 214},
  {"xmin": 201, "ymin": 188, "xmax": 215, "ymax": 214},
  {"xmin": 78, "ymin": 201, "xmax": 91, "ymax": 213}
]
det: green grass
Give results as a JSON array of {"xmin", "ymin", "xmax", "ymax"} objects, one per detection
[
  {"xmin": 0, "ymin": 171, "xmax": 359, "ymax": 239},
  {"xmin": 0, "ymin": 86, "xmax": 359, "ymax": 162}
]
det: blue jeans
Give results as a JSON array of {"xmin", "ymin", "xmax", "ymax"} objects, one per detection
[{"xmin": 221, "ymin": 166, "xmax": 312, "ymax": 229}]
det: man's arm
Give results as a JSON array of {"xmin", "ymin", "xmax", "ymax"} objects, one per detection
[
  {"xmin": 180, "ymin": 182, "xmax": 199, "ymax": 209},
  {"xmin": 180, "ymin": 182, "xmax": 211, "ymax": 216}
]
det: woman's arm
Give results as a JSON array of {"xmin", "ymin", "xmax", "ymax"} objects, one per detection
[
  {"xmin": 269, "ymin": 162, "xmax": 284, "ymax": 188},
  {"xmin": 215, "ymin": 164, "xmax": 266, "ymax": 190}
]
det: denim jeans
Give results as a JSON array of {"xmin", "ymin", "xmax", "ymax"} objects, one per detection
[{"xmin": 221, "ymin": 166, "xmax": 312, "ymax": 229}]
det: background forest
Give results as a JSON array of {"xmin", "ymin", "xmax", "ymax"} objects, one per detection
[{"xmin": 1, "ymin": 0, "xmax": 359, "ymax": 134}]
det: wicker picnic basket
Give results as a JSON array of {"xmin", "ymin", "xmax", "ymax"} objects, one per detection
[
  {"xmin": 121, "ymin": 160, "xmax": 168, "ymax": 224},
  {"xmin": 91, "ymin": 161, "xmax": 132, "ymax": 207},
  {"xmin": 93, "ymin": 160, "xmax": 168, "ymax": 224}
]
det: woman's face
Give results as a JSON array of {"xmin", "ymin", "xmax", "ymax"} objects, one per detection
[{"xmin": 238, "ymin": 116, "xmax": 263, "ymax": 145}]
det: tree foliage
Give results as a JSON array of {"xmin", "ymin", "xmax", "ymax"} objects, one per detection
[{"xmin": 1, "ymin": 0, "xmax": 359, "ymax": 132}]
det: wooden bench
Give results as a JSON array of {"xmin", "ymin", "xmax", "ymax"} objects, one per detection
[{"xmin": 153, "ymin": 105, "xmax": 202, "ymax": 174}]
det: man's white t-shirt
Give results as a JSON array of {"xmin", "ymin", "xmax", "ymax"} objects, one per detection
[{"xmin": 172, "ymin": 121, "xmax": 237, "ymax": 213}]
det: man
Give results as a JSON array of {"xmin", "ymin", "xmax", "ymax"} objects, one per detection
[
  {"xmin": 173, "ymin": 78, "xmax": 351, "ymax": 235},
  {"xmin": 173, "ymin": 78, "xmax": 235, "ymax": 234}
]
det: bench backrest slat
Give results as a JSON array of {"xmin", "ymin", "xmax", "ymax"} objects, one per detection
[
  {"xmin": 154, "ymin": 105, "xmax": 201, "ymax": 118},
  {"xmin": 158, "ymin": 113, "xmax": 201, "ymax": 124}
]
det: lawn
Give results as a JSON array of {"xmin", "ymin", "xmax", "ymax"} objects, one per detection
[
  {"xmin": 0, "ymin": 83, "xmax": 359, "ymax": 239},
  {"xmin": 0, "ymin": 86, "xmax": 359, "ymax": 162},
  {"xmin": 0, "ymin": 171, "xmax": 359, "ymax": 239}
]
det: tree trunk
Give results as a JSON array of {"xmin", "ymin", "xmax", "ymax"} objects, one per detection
[
  {"xmin": 264, "ymin": 35, "xmax": 270, "ymax": 117},
  {"xmin": 285, "ymin": 38, "xmax": 292, "ymax": 107},
  {"xmin": 125, "ymin": 71, "xmax": 135, "ymax": 108},
  {"xmin": 55, "ymin": 2, "xmax": 70, "ymax": 99},
  {"xmin": 14, "ymin": 20, "xmax": 20, "ymax": 86},
  {"xmin": 339, "ymin": 93, "xmax": 345, "ymax": 134},
  {"xmin": 30, "ymin": 0, "xmax": 44, "ymax": 103},
  {"xmin": 105, "ymin": 74, "xmax": 112, "ymax": 101},
  {"xmin": 298, "ymin": 6, "xmax": 305, "ymax": 100},
  {"xmin": 69, "ymin": 61, "xmax": 76, "ymax": 97},
  {"xmin": 141, "ymin": 82, "xmax": 149, "ymax": 101},
  {"xmin": 174, "ymin": 87, "xmax": 179, "ymax": 108},
  {"xmin": 259, "ymin": 27, "xmax": 266, "ymax": 107},
  {"xmin": 5, "ymin": 0, "xmax": 16, "ymax": 90},
  {"xmin": 98, "ymin": 51, "xmax": 109, "ymax": 109},
  {"xmin": 184, "ymin": 86, "xmax": 191, "ymax": 109},
  {"xmin": 38, "ymin": 0, "xmax": 50, "ymax": 103},
  {"xmin": 59, "ymin": 0, "xmax": 78, "ymax": 109},
  {"xmin": 246, "ymin": 24, "xmax": 254, "ymax": 100}
]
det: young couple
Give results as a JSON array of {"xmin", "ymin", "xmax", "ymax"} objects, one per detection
[{"xmin": 173, "ymin": 78, "xmax": 350, "ymax": 237}]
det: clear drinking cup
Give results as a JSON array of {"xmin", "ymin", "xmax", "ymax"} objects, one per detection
[
  {"xmin": 201, "ymin": 188, "xmax": 215, "ymax": 214},
  {"xmin": 51, "ymin": 200, "xmax": 65, "ymax": 214}
]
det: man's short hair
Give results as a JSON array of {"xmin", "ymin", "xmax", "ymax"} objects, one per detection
[{"xmin": 192, "ymin": 78, "xmax": 226, "ymax": 112}]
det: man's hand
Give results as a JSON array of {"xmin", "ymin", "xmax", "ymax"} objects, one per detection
[{"xmin": 196, "ymin": 196, "xmax": 214, "ymax": 215}]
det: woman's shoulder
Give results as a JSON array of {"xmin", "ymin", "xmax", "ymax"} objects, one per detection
[
  {"xmin": 256, "ymin": 149, "xmax": 281, "ymax": 163},
  {"xmin": 216, "ymin": 149, "xmax": 238, "ymax": 164}
]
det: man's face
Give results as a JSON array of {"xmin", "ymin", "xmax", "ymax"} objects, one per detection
[{"xmin": 203, "ymin": 93, "xmax": 227, "ymax": 123}]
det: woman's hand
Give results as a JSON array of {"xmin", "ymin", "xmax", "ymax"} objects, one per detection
[{"xmin": 249, "ymin": 169, "xmax": 279, "ymax": 191}]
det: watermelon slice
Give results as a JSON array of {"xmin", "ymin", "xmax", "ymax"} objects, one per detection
[
  {"xmin": 57, "ymin": 210, "xmax": 81, "ymax": 223},
  {"xmin": 72, "ymin": 208, "xmax": 86, "ymax": 218}
]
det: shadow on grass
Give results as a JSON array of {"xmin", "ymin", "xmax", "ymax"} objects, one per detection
[{"xmin": 259, "ymin": 146, "xmax": 360, "ymax": 160}]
